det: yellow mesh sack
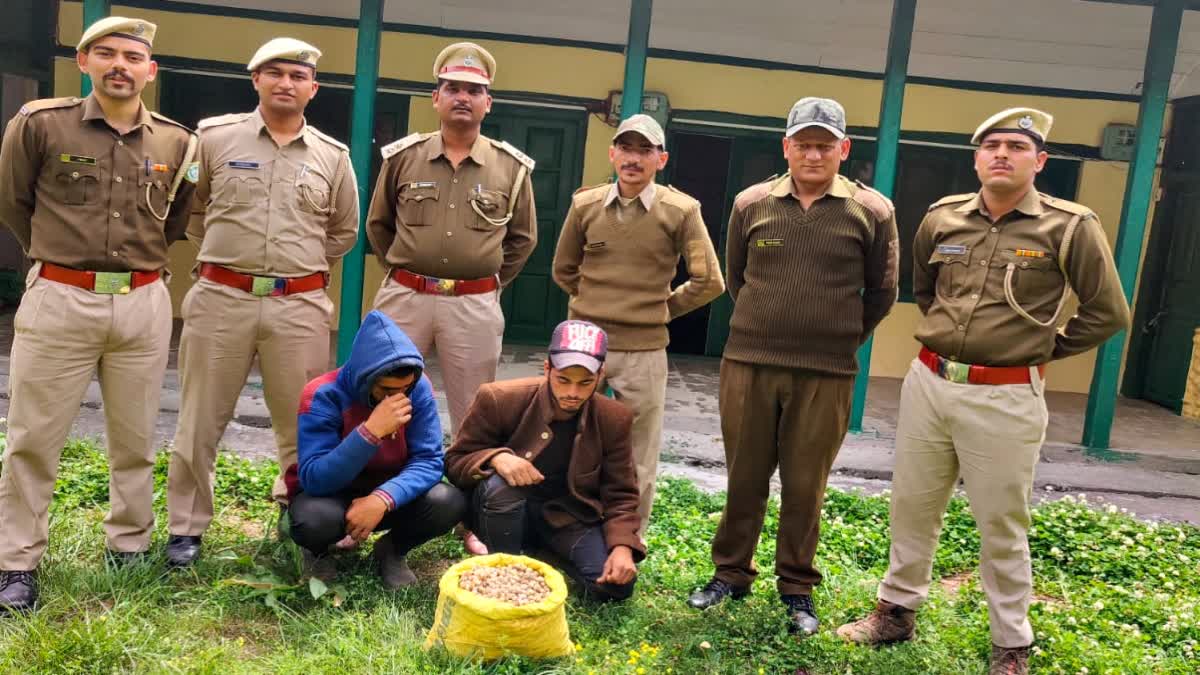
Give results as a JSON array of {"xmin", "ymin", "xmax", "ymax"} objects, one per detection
[{"xmin": 423, "ymin": 553, "xmax": 573, "ymax": 660}]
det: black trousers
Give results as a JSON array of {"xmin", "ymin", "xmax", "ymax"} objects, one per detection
[
  {"xmin": 471, "ymin": 474, "xmax": 635, "ymax": 602},
  {"xmin": 289, "ymin": 482, "xmax": 466, "ymax": 556}
]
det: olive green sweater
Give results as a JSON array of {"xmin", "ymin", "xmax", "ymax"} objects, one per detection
[
  {"xmin": 724, "ymin": 173, "xmax": 899, "ymax": 375},
  {"xmin": 552, "ymin": 183, "xmax": 724, "ymax": 351}
]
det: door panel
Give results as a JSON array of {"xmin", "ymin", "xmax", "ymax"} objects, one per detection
[{"xmin": 483, "ymin": 106, "xmax": 585, "ymax": 344}]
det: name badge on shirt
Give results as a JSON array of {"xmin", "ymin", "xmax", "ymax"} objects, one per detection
[
  {"xmin": 756, "ymin": 238, "xmax": 784, "ymax": 248},
  {"xmin": 585, "ymin": 242, "xmax": 606, "ymax": 251},
  {"xmin": 59, "ymin": 154, "xmax": 97, "ymax": 165},
  {"xmin": 228, "ymin": 161, "xmax": 261, "ymax": 170},
  {"xmin": 409, "ymin": 181, "xmax": 437, "ymax": 189},
  {"xmin": 936, "ymin": 244, "xmax": 968, "ymax": 255}
]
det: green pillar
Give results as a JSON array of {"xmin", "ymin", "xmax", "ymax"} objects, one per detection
[
  {"xmin": 620, "ymin": 0, "xmax": 653, "ymax": 119},
  {"xmin": 1082, "ymin": 0, "xmax": 1184, "ymax": 450},
  {"xmin": 336, "ymin": 0, "xmax": 384, "ymax": 365},
  {"xmin": 80, "ymin": 0, "xmax": 111, "ymax": 96},
  {"xmin": 850, "ymin": 0, "xmax": 916, "ymax": 433}
]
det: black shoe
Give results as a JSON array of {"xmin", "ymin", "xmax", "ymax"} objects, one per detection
[
  {"xmin": 783, "ymin": 594, "xmax": 820, "ymax": 636},
  {"xmin": 166, "ymin": 535, "xmax": 202, "ymax": 568},
  {"xmin": 687, "ymin": 577, "xmax": 749, "ymax": 610},
  {"xmin": 105, "ymin": 549, "xmax": 148, "ymax": 568},
  {"xmin": 0, "ymin": 571, "xmax": 37, "ymax": 614}
]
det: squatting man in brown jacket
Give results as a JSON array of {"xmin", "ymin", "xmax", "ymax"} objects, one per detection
[
  {"xmin": 445, "ymin": 320, "xmax": 644, "ymax": 602},
  {"xmin": 687, "ymin": 97, "xmax": 900, "ymax": 635}
]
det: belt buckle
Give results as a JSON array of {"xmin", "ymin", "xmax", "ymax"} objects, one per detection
[
  {"xmin": 432, "ymin": 277, "xmax": 456, "ymax": 296},
  {"xmin": 940, "ymin": 359, "xmax": 970, "ymax": 384},
  {"xmin": 251, "ymin": 276, "xmax": 279, "ymax": 297},
  {"xmin": 93, "ymin": 271, "xmax": 132, "ymax": 295}
]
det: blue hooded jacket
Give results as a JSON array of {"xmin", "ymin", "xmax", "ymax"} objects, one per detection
[{"xmin": 291, "ymin": 310, "xmax": 443, "ymax": 508}]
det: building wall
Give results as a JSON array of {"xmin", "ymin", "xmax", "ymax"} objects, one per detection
[{"xmin": 51, "ymin": 2, "xmax": 1159, "ymax": 393}]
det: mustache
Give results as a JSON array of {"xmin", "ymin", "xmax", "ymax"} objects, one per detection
[
  {"xmin": 103, "ymin": 71, "xmax": 132, "ymax": 83},
  {"xmin": 620, "ymin": 163, "xmax": 642, "ymax": 171}
]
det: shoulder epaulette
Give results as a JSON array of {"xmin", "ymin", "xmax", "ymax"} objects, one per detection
[
  {"xmin": 491, "ymin": 139, "xmax": 536, "ymax": 171},
  {"xmin": 659, "ymin": 184, "xmax": 700, "ymax": 210},
  {"xmin": 18, "ymin": 97, "xmax": 81, "ymax": 116},
  {"xmin": 149, "ymin": 110, "xmax": 193, "ymax": 134},
  {"xmin": 380, "ymin": 132, "xmax": 428, "ymax": 160},
  {"xmin": 851, "ymin": 179, "xmax": 895, "ymax": 221},
  {"xmin": 572, "ymin": 183, "xmax": 610, "ymax": 206},
  {"xmin": 927, "ymin": 193, "xmax": 975, "ymax": 211},
  {"xmin": 197, "ymin": 112, "xmax": 251, "ymax": 131},
  {"xmin": 1039, "ymin": 193, "xmax": 1095, "ymax": 219},
  {"xmin": 733, "ymin": 174, "xmax": 781, "ymax": 211},
  {"xmin": 307, "ymin": 126, "xmax": 348, "ymax": 153}
]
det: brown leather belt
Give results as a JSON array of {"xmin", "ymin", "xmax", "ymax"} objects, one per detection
[
  {"xmin": 390, "ymin": 268, "xmax": 498, "ymax": 296},
  {"xmin": 919, "ymin": 347, "xmax": 1045, "ymax": 385},
  {"xmin": 39, "ymin": 262, "xmax": 160, "ymax": 294},
  {"xmin": 199, "ymin": 263, "xmax": 327, "ymax": 296}
]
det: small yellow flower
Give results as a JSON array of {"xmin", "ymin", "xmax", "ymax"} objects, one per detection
[
  {"xmin": 629, "ymin": 650, "xmax": 640, "ymax": 659},
  {"xmin": 575, "ymin": 642, "xmax": 583, "ymax": 652},
  {"xmin": 637, "ymin": 669, "xmax": 646, "ymax": 675},
  {"xmin": 628, "ymin": 658, "xmax": 638, "ymax": 665}
]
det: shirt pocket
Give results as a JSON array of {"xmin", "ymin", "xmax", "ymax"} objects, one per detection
[
  {"xmin": 998, "ymin": 250, "xmax": 1064, "ymax": 302},
  {"xmin": 214, "ymin": 173, "xmax": 268, "ymax": 206},
  {"xmin": 296, "ymin": 169, "xmax": 332, "ymax": 215},
  {"xmin": 397, "ymin": 183, "xmax": 439, "ymax": 226},
  {"xmin": 55, "ymin": 165, "xmax": 101, "ymax": 205},
  {"xmin": 138, "ymin": 173, "xmax": 170, "ymax": 220},
  {"xmin": 928, "ymin": 248, "xmax": 971, "ymax": 296},
  {"xmin": 466, "ymin": 188, "xmax": 510, "ymax": 231}
]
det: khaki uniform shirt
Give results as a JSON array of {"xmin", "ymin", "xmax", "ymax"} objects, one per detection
[
  {"xmin": 187, "ymin": 109, "xmax": 358, "ymax": 276},
  {"xmin": 0, "ymin": 95, "xmax": 197, "ymax": 272},
  {"xmin": 913, "ymin": 188, "xmax": 1131, "ymax": 366},
  {"xmin": 365, "ymin": 132, "xmax": 536, "ymax": 286}
]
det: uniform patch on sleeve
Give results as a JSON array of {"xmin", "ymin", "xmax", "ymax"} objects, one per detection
[{"xmin": 184, "ymin": 162, "xmax": 200, "ymax": 184}]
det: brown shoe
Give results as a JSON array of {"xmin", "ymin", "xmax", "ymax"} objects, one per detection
[
  {"xmin": 835, "ymin": 599, "xmax": 916, "ymax": 644},
  {"xmin": 989, "ymin": 644, "xmax": 1030, "ymax": 675},
  {"xmin": 301, "ymin": 549, "xmax": 337, "ymax": 583}
]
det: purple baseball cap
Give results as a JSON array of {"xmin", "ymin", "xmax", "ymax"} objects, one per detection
[{"xmin": 548, "ymin": 320, "xmax": 608, "ymax": 373}]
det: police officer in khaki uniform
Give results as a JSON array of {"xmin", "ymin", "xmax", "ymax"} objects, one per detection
[
  {"xmin": 552, "ymin": 114, "xmax": 724, "ymax": 537},
  {"xmin": 164, "ymin": 38, "xmax": 358, "ymax": 567},
  {"xmin": 366, "ymin": 42, "xmax": 537, "ymax": 438},
  {"xmin": 837, "ymin": 109, "xmax": 1130, "ymax": 675},
  {"xmin": 0, "ymin": 17, "xmax": 197, "ymax": 611}
]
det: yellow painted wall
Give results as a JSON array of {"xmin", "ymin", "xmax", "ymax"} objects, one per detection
[{"xmin": 52, "ymin": 3, "xmax": 1162, "ymax": 393}]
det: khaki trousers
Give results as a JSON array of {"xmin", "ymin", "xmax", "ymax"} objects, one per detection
[
  {"xmin": 167, "ymin": 278, "xmax": 333, "ymax": 535},
  {"xmin": 372, "ymin": 277, "xmax": 504, "ymax": 437},
  {"xmin": 879, "ymin": 359, "xmax": 1047, "ymax": 648},
  {"xmin": 603, "ymin": 349, "xmax": 668, "ymax": 537},
  {"xmin": 711, "ymin": 359, "xmax": 853, "ymax": 596},
  {"xmin": 0, "ymin": 265, "xmax": 172, "ymax": 569}
]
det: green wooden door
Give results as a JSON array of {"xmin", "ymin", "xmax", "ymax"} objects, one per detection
[
  {"xmin": 1138, "ymin": 176, "xmax": 1200, "ymax": 412},
  {"xmin": 482, "ymin": 105, "xmax": 586, "ymax": 344},
  {"xmin": 1125, "ymin": 99, "xmax": 1200, "ymax": 413}
]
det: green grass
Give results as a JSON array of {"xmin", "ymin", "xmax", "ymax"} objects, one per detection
[{"xmin": 0, "ymin": 433, "xmax": 1197, "ymax": 674}]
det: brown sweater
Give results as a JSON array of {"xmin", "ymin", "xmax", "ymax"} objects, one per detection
[
  {"xmin": 552, "ymin": 183, "xmax": 724, "ymax": 351},
  {"xmin": 724, "ymin": 173, "xmax": 899, "ymax": 375}
]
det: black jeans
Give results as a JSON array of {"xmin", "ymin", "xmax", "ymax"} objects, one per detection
[
  {"xmin": 472, "ymin": 474, "xmax": 635, "ymax": 602},
  {"xmin": 289, "ymin": 482, "xmax": 466, "ymax": 556}
]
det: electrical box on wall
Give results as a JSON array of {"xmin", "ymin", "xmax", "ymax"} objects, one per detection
[
  {"xmin": 1100, "ymin": 123, "xmax": 1136, "ymax": 161},
  {"xmin": 605, "ymin": 91, "xmax": 670, "ymax": 128}
]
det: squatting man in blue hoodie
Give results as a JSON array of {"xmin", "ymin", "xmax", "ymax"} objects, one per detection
[{"xmin": 284, "ymin": 310, "xmax": 466, "ymax": 587}]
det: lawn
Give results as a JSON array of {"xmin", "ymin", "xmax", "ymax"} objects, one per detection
[{"xmin": 0, "ymin": 432, "xmax": 1196, "ymax": 674}]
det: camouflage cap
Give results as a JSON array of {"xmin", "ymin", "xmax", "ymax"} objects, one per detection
[
  {"xmin": 433, "ymin": 42, "xmax": 496, "ymax": 86},
  {"xmin": 613, "ymin": 113, "xmax": 665, "ymax": 147},
  {"xmin": 971, "ymin": 107, "xmax": 1054, "ymax": 145},
  {"xmin": 78, "ymin": 16, "xmax": 156, "ymax": 51},
  {"xmin": 785, "ymin": 97, "xmax": 847, "ymax": 139},
  {"xmin": 247, "ymin": 37, "xmax": 322, "ymax": 71}
]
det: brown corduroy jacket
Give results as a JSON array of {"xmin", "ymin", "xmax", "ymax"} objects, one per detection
[{"xmin": 445, "ymin": 376, "xmax": 644, "ymax": 560}]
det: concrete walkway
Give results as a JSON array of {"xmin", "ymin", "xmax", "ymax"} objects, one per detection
[{"xmin": 2, "ymin": 313, "xmax": 1198, "ymax": 524}]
